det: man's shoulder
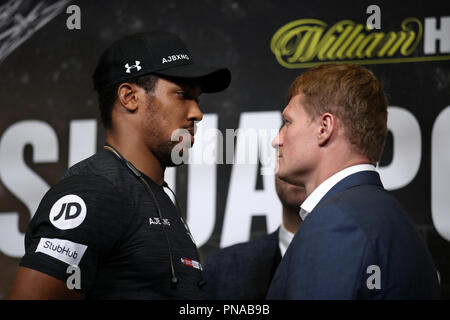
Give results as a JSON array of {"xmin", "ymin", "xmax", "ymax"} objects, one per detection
[
  {"xmin": 204, "ymin": 231, "xmax": 280, "ymax": 299},
  {"xmin": 64, "ymin": 149, "xmax": 117, "ymax": 177},
  {"xmin": 206, "ymin": 231, "xmax": 279, "ymax": 264},
  {"xmin": 38, "ymin": 150, "xmax": 133, "ymax": 217},
  {"xmin": 62, "ymin": 149, "xmax": 132, "ymax": 190},
  {"xmin": 221, "ymin": 231, "xmax": 278, "ymax": 255},
  {"xmin": 307, "ymin": 178, "xmax": 415, "ymax": 248},
  {"xmin": 36, "ymin": 172, "xmax": 128, "ymax": 224},
  {"xmin": 318, "ymin": 182, "xmax": 402, "ymax": 221}
]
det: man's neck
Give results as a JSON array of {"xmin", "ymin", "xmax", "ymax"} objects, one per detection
[
  {"xmin": 105, "ymin": 132, "xmax": 165, "ymax": 186},
  {"xmin": 282, "ymin": 207, "xmax": 302, "ymax": 234},
  {"xmin": 304, "ymin": 156, "xmax": 374, "ymax": 197}
]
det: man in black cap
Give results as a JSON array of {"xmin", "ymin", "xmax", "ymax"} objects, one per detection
[{"xmin": 9, "ymin": 32, "xmax": 231, "ymax": 299}]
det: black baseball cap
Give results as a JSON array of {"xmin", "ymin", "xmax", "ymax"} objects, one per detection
[{"xmin": 92, "ymin": 31, "xmax": 231, "ymax": 93}]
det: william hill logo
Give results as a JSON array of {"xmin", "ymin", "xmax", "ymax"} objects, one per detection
[{"xmin": 270, "ymin": 17, "xmax": 450, "ymax": 68}]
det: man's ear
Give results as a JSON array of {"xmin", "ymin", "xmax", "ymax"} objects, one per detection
[
  {"xmin": 317, "ymin": 112, "xmax": 335, "ymax": 146},
  {"xmin": 117, "ymin": 83, "xmax": 139, "ymax": 112}
]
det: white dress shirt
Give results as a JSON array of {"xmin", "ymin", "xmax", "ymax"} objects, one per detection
[
  {"xmin": 299, "ymin": 164, "xmax": 377, "ymax": 221},
  {"xmin": 278, "ymin": 223, "xmax": 294, "ymax": 257}
]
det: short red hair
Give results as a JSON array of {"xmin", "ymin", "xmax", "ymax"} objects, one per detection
[{"xmin": 287, "ymin": 64, "xmax": 388, "ymax": 163}]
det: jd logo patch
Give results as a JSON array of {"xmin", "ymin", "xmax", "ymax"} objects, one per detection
[{"xmin": 49, "ymin": 194, "xmax": 87, "ymax": 230}]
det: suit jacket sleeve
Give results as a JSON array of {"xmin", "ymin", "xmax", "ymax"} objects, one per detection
[{"xmin": 283, "ymin": 206, "xmax": 374, "ymax": 299}]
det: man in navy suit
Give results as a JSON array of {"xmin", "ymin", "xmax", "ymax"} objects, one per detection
[
  {"xmin": 203, "ymin": 175, "xmax": 305, "ymax": 299},
  {"xmin": 267, "ymin": 64, "xmax": 440, "ymax": 299}
]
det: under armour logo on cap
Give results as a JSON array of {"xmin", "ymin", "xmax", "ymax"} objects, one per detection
[{"xmin": 124, "ymin": 60, "xmax": 142, "ymax": 73}]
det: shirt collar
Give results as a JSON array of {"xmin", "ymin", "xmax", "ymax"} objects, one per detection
[
  {"xmin": 278, "ymin": 223, "xmax": 295, "ymax": 257},
  {"xmin": 299, "ymin": 164, "xmax": 376, "ymax": 221}
]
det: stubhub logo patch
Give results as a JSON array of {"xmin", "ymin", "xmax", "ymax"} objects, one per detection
[{"xmin": 36, "ymin": 238, "xmax": 87, "ymax": 266}]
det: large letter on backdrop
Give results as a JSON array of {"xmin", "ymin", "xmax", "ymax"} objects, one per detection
[
  {"xmin": 0, "ymin": 120, "xmax": 59, "ymax": 257},
  {"xmin": 186, "ymin": 114, "xmax": 219, "ymax": 247},
  {"xmin": 378, "ymin": 106, "xmax": 422, "ymax": 190},
  {"xmin": 432, "ymin": 105, "xmax": 450, "ymax": 242},
  {"xmin": 220, "ymin": 111, "xmax": 282, "ymax": 248},
  {"xmin": 68, "ymin": 119, "xmax": 97, "ymax": 167}
]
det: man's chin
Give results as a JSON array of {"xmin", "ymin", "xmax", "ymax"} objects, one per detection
[
  {"xmin": 277, "ymin": 169, "xmax": 302, "ymax": 186},
  {"xmin": 275, "ymin": 162, "xmax": 285, "ymax": 179},
  {"xmin": 164, "ymin": 161, "xmax": 184, "ymax": 168},
  {"xmin": 166, "ymin": 147, "xmax": 192, "ymax": 167},
  {"xmin": 277, "ymin": 172, "xmax": 288, "ymax": 182}
]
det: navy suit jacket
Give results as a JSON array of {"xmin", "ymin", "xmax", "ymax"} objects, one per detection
[
  {"xmin": 267, "ymin": 171, "xmax": 440, "ymax": 299},
  {"xmin": 203, "ymin": 231, "xmax": 281, "ymax": 300}
]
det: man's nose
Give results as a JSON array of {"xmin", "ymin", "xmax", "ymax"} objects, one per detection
[
  {"xmin": 272, "ymin": 132, "xmax": 281, "ymax": 149},
  {"xmin": 188, "ymin": 100, "xmax": 203, "ymax": 122}
]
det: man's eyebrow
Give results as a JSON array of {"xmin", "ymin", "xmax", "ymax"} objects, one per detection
[
  {"xmin": 175, "ymin": 82, "xmax": 201, "ymax": 94},
  {"xmin": 282, "ymin": 111, "xmax": 291, "ymax": 121},
  {"xmin": 172, "ymin": 82, "xmax": 188, "ymax": 90},
  {"xmin": 173, "ymin": 83, "xmax": 201, "ymax": 101}
]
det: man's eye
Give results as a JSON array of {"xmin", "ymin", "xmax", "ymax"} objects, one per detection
[
  {"xmin": 176, "ymin": 91, "xmax": 199, "ymax": 103},
  {"xmin": 176, "ymin": 91, "xmax": 187, "ymax": 98}
]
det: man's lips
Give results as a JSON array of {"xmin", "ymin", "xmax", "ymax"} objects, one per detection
[
  {"xmin": 186, "ymin": 127, "xmax": 195, "ymax": 136},
  {"xmin": 180, "ymin": 124, "xmax": 196, "ymax": 136},
  {"xmin": 183, "ymin": 127, "xmax": 195, "ymax": 145},
  {"xmin": 276, "ymin": 146, "xmax": 282, "ymax": 157}
]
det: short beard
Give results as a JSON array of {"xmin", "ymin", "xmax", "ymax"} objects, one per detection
[
  {"xmin": 154, "ymin": 139, "xmax": 183, "ymax": 167},
  {"xmin": 143, "ymin": 97, "xmax": 187, "ymax": 168}
]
